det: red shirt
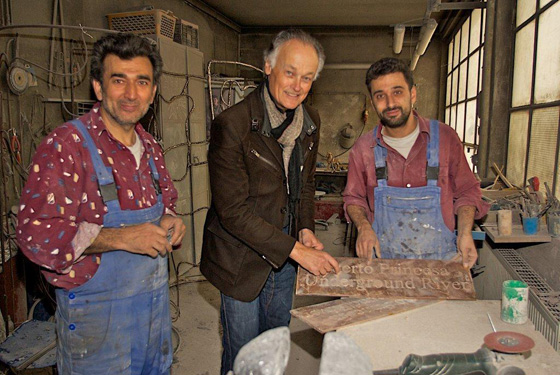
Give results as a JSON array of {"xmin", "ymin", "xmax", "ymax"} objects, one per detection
[
  {"xmin": 343, "ymin": 112, "xmax": 489, "ymax": 230},
  {"xmin": 16, "ymin": 103, "xmax": 178, "ymax": 289}
]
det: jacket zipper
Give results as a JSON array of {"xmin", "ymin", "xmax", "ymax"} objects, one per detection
[{"xmin": 250, "ymin": 149, "xmax": 281, "ymax": 172}]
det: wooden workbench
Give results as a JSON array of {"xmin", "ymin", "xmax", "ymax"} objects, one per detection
[{"xmin": 338, "ymin": 300, "xmax": 560, "ymax": 373}]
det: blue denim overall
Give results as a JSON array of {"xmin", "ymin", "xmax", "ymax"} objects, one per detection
[
  {"xmin": 372, "ymin": 120, "xmax": 456, "ymax": 260},
  {"xmin": 55, "ymin": 120, "xmax": 172, "ymax": 375}
]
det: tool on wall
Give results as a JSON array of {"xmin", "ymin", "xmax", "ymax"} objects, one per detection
[
  {"xmin": 6, "ymin": 36, "xmax": 37, "ymax": 95},
  {"xmin": 339, "ymin": 123, "xmax": 356, "ymax": 149}
]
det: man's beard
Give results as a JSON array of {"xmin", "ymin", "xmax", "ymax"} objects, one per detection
[
  {"xmin": 102, "ymin": 100, "xmax": 147, "ymax": 128},
  {"xmin": 379, "ymin": 106, "xmax": 411, "ymax": 129}
]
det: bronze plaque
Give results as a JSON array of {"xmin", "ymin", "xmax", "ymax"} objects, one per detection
[
  {"xmin": 291, "ymin": 298, "xmax": 437, "ymax": 333},
  {"xmin": 295, "ymin": 257, "xmax": 476, "ymax": 300}
]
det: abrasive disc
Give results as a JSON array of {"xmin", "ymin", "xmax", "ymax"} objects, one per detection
[{"xmin": 484, "ymin": 331, "xmax": 535, "ymax": 353}]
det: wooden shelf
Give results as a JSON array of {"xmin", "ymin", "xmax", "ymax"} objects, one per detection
[{"xmin": 483, "ymin": 224, "xmax": 551, "ymax": 243}]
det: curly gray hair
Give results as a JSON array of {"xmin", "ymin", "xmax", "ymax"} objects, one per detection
[{"xmin": 263, "ymin": 29, "xmax": 325, "ymax": 80}]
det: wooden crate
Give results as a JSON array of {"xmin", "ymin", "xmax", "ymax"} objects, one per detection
[
  {"xmin": 107, "ymin": 9, "xmax": 177, "ymax": 41},
  {"xmin": 174, "ymin": 19, "xmax": 199, "ymax": 48}
]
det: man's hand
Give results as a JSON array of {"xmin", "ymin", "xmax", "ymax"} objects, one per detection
[
  {"xmin": 87, "ymin": 216, "xmax": 186, "ymax": 258},
  {"xmin": 111, "ymin": 223, "xmax": 172, "ymax": 258},
  {"xmin": 299, "ymin": 228, "xmax": 324, "ymax": 250},
  {"xmin": 289, "ymin": 241, "xmax": 339, "ymax": 276},
  {"xmin": 356, "ymin": 225, "xmax": 380, "ymax": 259},
  {"xmin": 456, "ymin": 205, "xmax": 478, "ymax": 269},
  {"xmin": 346, "ymin": 205, "xmax": 379, "ymax": 259},
  {"xmin": 456, "ymin": 232, "xmax": 477, "ymax": 269},
  {"xmin": 159, "ymin": 215, "xmax": 187, "ymax": 247}
]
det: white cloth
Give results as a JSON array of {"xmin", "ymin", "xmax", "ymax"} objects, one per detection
[
  {"xmin": 127, "ymin": 131, "xmax": 142, "ymax": 169},
  {"xmin": 381, "ymin": 123, "xmax": 420, "ymax": 159}
]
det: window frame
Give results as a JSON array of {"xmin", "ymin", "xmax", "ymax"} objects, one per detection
[
  {"xmin": 445, "ymin": 7, "xmax": 486, "ymax": 172},
  {"xmin": 509, "ymin": 0, "xmax": 560, "ymax": 196}
]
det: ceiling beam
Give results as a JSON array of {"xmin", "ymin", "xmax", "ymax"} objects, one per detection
[
  {"xmin": 183, "ymin": 0, "xmax": 241, "ymax": 32},
  {"xmin": 435, "ymin": 2, "xmax": 487, "ymax": 11}
]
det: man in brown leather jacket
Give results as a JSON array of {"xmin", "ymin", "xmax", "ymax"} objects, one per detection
[{"xmin": 201, "ymin": 29, "xmax": 339, "ymax": 374}]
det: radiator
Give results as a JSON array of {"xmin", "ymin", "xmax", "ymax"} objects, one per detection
[{"xmin": 494, "ymin": 248, "xmax": 560, "ymax": 352}]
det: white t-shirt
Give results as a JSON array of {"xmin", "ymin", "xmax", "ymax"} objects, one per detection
[
  {"xmin": 381, "ymin": 123, "xmax": 420, "ymax": 159},
  {"xmin": 127, "ymin": 131, "xmax": 142, "ymax": 169}
]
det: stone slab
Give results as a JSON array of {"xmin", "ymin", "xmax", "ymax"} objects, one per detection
[
  {"xmin": 295, "ymin": 257, "xmax": 476, "ymax": 300},
  {"xmin": 291, "ymin": 298, "xmax": 437, "ymax": 334}
]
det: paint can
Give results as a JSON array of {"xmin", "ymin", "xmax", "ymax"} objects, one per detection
[
  {"xmin": 501, "ymin": 280, "xmax": 529, "ymax": 324},
  {"xmin": 497, "ymin": 209, "xmax": 512, "ymax": 236},
  {"xmin": 547, "ymin": 210, "xmax": 560, "ymax": 237},
  {"xmin": 522, "ymin": 216, "xmax": 538, "ymax": 235}
]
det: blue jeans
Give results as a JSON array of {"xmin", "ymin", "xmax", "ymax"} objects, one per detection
[{"xmin": 220, "ymin": 260, "xmax": 296, "ymax": 375}]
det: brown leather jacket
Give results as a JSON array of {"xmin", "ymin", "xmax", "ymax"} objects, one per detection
[{"xmin": 200, "ymin": 85, "xmax": 320, "ymax": 302}]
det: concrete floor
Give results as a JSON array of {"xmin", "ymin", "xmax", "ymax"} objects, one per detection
[{"xmin": 170, "ymin": 221, "xmax": 350, "ymax": 375}]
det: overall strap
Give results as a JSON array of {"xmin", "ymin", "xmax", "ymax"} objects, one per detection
[
  {"xmin": 69, "ymin": 120, "xmax": 119, "ymax": 207},
  {"xmin": 426, "ymin": 119, "xmax": 440, "ymax": 186},
  {"xmin": 148, "ymin": 157, "xmax": 161, "ymax": 196},
  {"xmin": 373, "ymin": 126, "xmax": 388, "ymax": 187}
]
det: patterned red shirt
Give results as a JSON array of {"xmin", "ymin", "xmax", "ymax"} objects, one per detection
[
  {"xmin": 16, "ymin": 103, "xmax": 178, "ymax": 290},
  {"xmin": 343, "ymin": 112, "xmax": 489, "ymax": 230}
]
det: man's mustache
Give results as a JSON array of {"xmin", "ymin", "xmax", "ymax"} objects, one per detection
[{"xmin": 383, "ymin": 107, "xmax": 402, "ymax": 115}]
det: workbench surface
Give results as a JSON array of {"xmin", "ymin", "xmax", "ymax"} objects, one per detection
[{"xmin": 338, "ymin": 300, "xmax": 560, "ymax": 373}]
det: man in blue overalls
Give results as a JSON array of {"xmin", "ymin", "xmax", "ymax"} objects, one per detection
[
  {"xmin": 17, "ymin": 34, "xmax": 186, "ymax": 374},
  {"xmin": 344, "ymin": 58, "xmax": 488, "ymax": 267}
]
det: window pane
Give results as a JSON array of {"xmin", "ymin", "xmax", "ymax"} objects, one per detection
[
  {"xmin": 446, "ymin": 74, "xmax": 452, "ymax": 106},
  {"xmin": 445, "ymin": 107, "xmax": 451, "ymax": 125},
  {"xmin": 458, "ymin": 61, "xmax": 467, "ymax": 102},
  {"xmin": 535, "ymin": 1, "xmax": 560, "ymax": 104},
  {"xmin": 460, "ymin": 20, "xmax": 469, "ymax": 62},
  {"xmin": 465, "ymin": 148, "xmax": 475, "ymax": 172},
  {"xmin": 465, "ymin": 99, "xmax": 477, "ymax": 144},
  {"xmin": 452, "ymin": 70, "xmax": 459, "ymax": 103},
  {"xmin": 512, "ymin": 22, "xmax": 535, "ymax": 107},
  {"xmin": 507, "ymin": 111, "xmax": 530, "ymax": 186},
  {"xmin": 456, "ymin": 102, "xmax": 465, "ymax": 141},
  {"xmin": 541, "ymin": 0, "xmax": 553, "ymax": 8},
  {"xmin": 453, "ymin": 34, "xmax": 460, "ymax": 67},
  {"xmin": 517, "ymin": 0, "xmax": 536, "ymax": 27},
  {"xmin": 482, "ymin": 7, "xmax": 486, "ymax": 40},
  {"xmin": 448, "ymin": 41, "xmax": 454, "ymax": 73},
  {"xmin": 527, "ymin": 107, "xmax": 559, "ymax": 187},
  {"xmin": 470, "ymin": 9, "xmax": 482, "ymax": 53},
  {"xmin": 450, "ymin": 104, "xmax": 457, "ymax": 130},
  {"xmin": 479, "ymin": 49, "xmax": 484, "ymax": 92},
  {"xmin": 468, "ymin": 51, "xmax": 480, "ymax": 99}
]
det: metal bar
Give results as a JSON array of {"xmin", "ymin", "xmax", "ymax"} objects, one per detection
[
  {"xmin": 0, "ymin": 24, "xmax": 118, "ymax": 33},
  {"xmin": 510, "ymin": 100, "xmax": 560, "ymax": 112},
  {"xmin": 185, "ymin": 48, "xmax": 197, "ymax": 266},
  {"xmin": 47, "ymin": 0, "xmax": 59, "ymax": 89},
  {"xmin": 58, "ymin": 0, "xmax": 71, "ymax": 90},
  {"xmin": 437, "ymin": 2, "xmax": 487, "ymax": 11},
  {"xmin": 0, "ymin": 91, "xmax": 8, "ymax": 337},
  {"xmin": 523, "ymin": 0, "xmax": 542, "ymax": 189}
]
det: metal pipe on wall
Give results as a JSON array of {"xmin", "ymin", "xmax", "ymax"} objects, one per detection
[{"xmin": 322, "ymin": 64, "xmax": 371, "ymax": 70}]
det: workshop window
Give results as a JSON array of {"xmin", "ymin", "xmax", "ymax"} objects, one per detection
[
  {"xmin": 445, "ymin": 6, "xmax": 486, "ymax": 172},
  {"xmin": 507, "ymin": 0, "xmax": 560, "ymax": 199}
]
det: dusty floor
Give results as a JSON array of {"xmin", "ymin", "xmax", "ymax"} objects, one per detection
[{"xmin": 170, "ymin": 221, "xmax": 350, "ymax": 375}]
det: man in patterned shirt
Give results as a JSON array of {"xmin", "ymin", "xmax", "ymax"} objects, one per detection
[{"xmin": 16, "ymin": 33, "xmax": 186, "ymax": 374}]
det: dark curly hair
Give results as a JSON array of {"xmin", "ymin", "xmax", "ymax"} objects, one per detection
[
  {"xmin": 365, "ymin": 58, "xmax": 414, "ymax": 92},
  {"xmin": 90, "ymin": 33, "xmax": 163, "ymax": 85}
]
